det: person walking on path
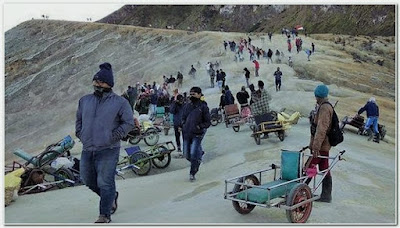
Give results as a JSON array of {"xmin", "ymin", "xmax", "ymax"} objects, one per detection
[
  {"xmin": 312, "ymin": 42, "xmax": 315, "ymax": 53},
  {"xmin": 250, "ymin": 80, "xmax": 271, "ymax": 139},
  {"xmin": 188, "ymin": 65, "xmax": 197, "ymax": 78},
  {"xmin": 181, "ymin": 87, "xmax": 211, "ymax": 181},
  {"xmin": 170, "ymin": 94, "xmax": 185, "ymax": 154},
  {"xmin": 243, "ymin": 67, "xmax": 251, "ymax": 87},
  {"xmin": 216, "ymin": 70, "xmax": 224, "ymax": 91},
  {"xmin": 236, "ymin": 86, "xmax": 250, "ymax": 111},
  {"xmin": 220, "ymin": 69, "xmax": 227, "ymax": 88},
  {"xmin": 224, "ymin": 85, "xmax": 235, "ymax": 106},
  {"xmin": 253, "ymin": 60, "xmax": 260, "ymax": 77},
  {"xmin": 273, "ymin": 67, "xmax": 283, "ymax": 91},
  {"xmin": 149, "ymin": 89, "xmax": 158, "ymax": 119},
  {"xmin": 177, "ymin": 71, "xmax": 183, "ymax": 88},
  {"xmin": 358, "ymin": 97, "xmax": 380, "ymax": 143},
  {"xmin": 75, "ymin": 62, "xmax": 135, "ymax": 223},
  {"xmin": 210, "ymin": 68, "xmax": 216, "ymax": 88},
  {"xmin": 308, "ymin": 84, "xmax": 334, "ymax": 203},
  {"xmin": 305, "ymin": 49, "xmax": 312, "ymax": 61},
  {"xmin": 267, "ymin": 49, "xmax": 273, "ymax": 64},
  {"xmin": 126, "ymin": 86, "xmax": 138, "ymax": 110}
]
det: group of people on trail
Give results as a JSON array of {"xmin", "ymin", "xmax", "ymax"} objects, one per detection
[
  {"xmin": 206, "ymin": 61, "xmax": 226, "ymax": 90},
  {"xmin": 73, "ymin": 24, "xmax": 381, "ymax": 223}
]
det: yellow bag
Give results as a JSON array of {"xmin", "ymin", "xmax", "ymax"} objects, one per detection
[{"xmin": 5, "ymin": 168, "xmax": 25, "ymax": 206}]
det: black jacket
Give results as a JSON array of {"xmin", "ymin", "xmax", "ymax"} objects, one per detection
[
  {"xmin": 182, "ymin": 100, "xmax": 211, "ymax": 138},
  {"xmin": 236, "ymin": 91, "xmax": 250, "ymax": 105}
]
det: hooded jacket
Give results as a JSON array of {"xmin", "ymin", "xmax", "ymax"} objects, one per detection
[{"xmin": 75, "ymin": 91, "xmax": 134, "ymax": 151}]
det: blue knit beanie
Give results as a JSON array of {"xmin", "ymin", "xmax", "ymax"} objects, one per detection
[
  {"xmin": 314, "ymin": 84, "xmax": 329, "ymax": 98},
  {"xmin": 93, "ymin": 62, "xmax": 114, "ymax": 87}
]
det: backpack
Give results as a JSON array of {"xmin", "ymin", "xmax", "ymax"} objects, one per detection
[{"xmin": 323, "ymin": 102, "xmax": 344, "ymax": 146}]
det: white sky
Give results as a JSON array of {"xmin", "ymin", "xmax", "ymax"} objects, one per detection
[{"xmin": 3, "ymin": 3, "xmax": 125, "ymax": 31}]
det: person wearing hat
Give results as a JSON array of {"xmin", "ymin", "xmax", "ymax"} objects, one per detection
[
  {"xmin": 75, "ymin": 62, "xmax": 135, "ymax": 223},
  {"xmin": 357, "ymin": 97, "xmax": 380, "ymax": 143},
  {"xmin": 181, "ymin": 86, "xmax": 211, "ymax": 181},
  {"xmin": 308, "ymin": 84, "xmax": 334, "ymax": 203}
]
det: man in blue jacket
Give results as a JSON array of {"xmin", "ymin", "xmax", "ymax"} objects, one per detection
[
  {"xmin": 358, "ymin": 97, "xmax": 380, "ymax": 143},
  {"xmin": 75, "ymin": 62, "xmax": 134, "ymax": 223},
  {"xmin": 181, "ymin": 87, "xmax": 211, "ymax": 181}
]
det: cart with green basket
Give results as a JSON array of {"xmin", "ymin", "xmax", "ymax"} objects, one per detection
[{"xmin": 224, "ymin": 146, "xmax": 345, "ymax": 223}]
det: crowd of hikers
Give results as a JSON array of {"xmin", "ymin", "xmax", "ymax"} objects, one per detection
[{"xmin": 74, "ymin": 28, "xmax": 380, "ymax": 223}]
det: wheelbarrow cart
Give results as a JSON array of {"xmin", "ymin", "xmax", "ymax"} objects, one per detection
[
  {"xmin": 117, "ymin": 141, "xmax": 176, "ymax": 176},
  {"xmin": 224, "ymin": 147, "xmax": 346, "ymax": 223}
]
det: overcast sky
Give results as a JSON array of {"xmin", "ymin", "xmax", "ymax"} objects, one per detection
[{"xmin": 3, "ymin": 3, "xmax": 125, "ymax": 31}]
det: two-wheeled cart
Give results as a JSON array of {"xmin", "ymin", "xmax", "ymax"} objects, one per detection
[
  {"xmin": 117, "ymin": 141, "xmax": 176, "ymax": 176},
  {"xmin": 224, "ymin": 147, "xmax": 346, "ymax": 223}
]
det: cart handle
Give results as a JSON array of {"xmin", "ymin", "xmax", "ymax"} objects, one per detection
[{"xmin": 299, "ymin": 146, "xmax": 309, "ymax": 152}]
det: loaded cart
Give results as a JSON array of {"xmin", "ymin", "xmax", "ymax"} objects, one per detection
[
  {"xmin": 6, "ymin": 135, "xmax": 80, "ymax": 195},
  {"xmin": 224, "ymin": 147, "xmax": 345, "ymax": 223}
]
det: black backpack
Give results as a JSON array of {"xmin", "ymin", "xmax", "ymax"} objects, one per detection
[{"xmin": 323, "ymin": 102, "xmax": 344, "ymax": 146}]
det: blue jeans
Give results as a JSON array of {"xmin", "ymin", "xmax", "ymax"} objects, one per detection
[
  {"xmin": 80, "ymin": 147, "xmax": 120, "ymax": 217},
  {"xmin": 183, "ymin": 135, "xmax": 203, "ymax": 176},
  {"xmin": 364, "ymin": 116, "xmax": 379, "ymax": 134}
]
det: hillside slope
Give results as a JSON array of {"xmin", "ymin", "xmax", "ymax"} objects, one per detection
[
  {"xmin": 4, "ymin": 20, "xmax": 396, "ymax": 164},
  {"xmin": 98, "ymin": 5, "xmax": 395, "ymax": 36}
]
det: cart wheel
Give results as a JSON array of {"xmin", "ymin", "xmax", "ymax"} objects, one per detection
[
  {"xmin": 285, "ymin": 183, "xmax": 313, "ymax": 223},
  {"xmin": 254, "ymin": 134, "xmax": 261, "ymax": 145},
  {"xmin": 233, "ymin": 125, "xmax": 240, "ymax": 132},
  {"xmin": 152, "ymin": 146, "xmax": 172, "ymax": 169},
  {"xmin": 278, "ymin": 130, "xmax": 285, "ymax": 141},
  {"xmin": 380, "ymin": 125, "xmax": 386, "ymax": 140},
  {"xmin": 232, "ymin": 175, "xmax": 260, "ymax": 214},
  {"xmin": 144, "ymin": 129, "xmax": 160, "ymax": 146},
  {"xmin": 54, "ymin": 167, "xmax": 75, "ymax": 189},
  {"xmin": 129, "ymin": 151, "xmax": 151, "ymax": 176},
  {"xmin": 128, "ymin": 135, "xmax": 141, "ymax": 145},
  {"xmin": 211, "ymin": 118, "xmax": 219, "ymax": 126}
]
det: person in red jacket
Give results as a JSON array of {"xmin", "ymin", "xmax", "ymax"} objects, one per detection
[{"xmin": 253, "ymin": 60, "xmax": 260, "ymax": 77}]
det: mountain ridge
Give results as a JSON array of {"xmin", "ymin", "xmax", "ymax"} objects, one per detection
[{"xmin": 98, "ymin": 5, "xmax": 395, "ymax": 36}]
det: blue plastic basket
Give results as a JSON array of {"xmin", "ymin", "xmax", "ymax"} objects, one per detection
[{"xmin": 125, "ymin": 146, "xmax": 141, "ymax": 156}]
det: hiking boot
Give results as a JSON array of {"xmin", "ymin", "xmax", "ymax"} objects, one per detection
[
  {"xmin": 177, "ymin": 148, "xmax": 182, "ymax": 153},
  {"xmin": 189, "ymin": 174, "xmax": 196, "ymax": 181},
  {"xmin": 94, "ymin": 215, "xmax": 111, "ymax": 223},
  {"xmin": 110, "ymin": 191, "xmax": 119, "ymax": 215},
  {"xmin": 373, "ymin": 133, "xmax": 380, "ymax": 143},
  {"xmin": 316, "ymin": 176, "xmax": 332, "ymax": 203}
]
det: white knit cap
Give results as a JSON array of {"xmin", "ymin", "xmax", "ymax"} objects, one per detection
[{"xmin": 369, "ymin": 97, "xmax": 376, "ymax": 103}]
